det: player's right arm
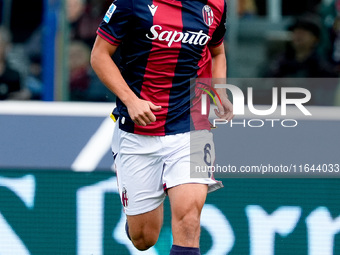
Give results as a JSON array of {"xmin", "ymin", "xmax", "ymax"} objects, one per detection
[{"xmin": 91, "ymin": 36, "xmax": 161, "ymax": 126}]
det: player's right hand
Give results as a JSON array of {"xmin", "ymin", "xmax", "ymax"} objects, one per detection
[{"xmin": 126, "ymin": 99, "xmax": 162, "ymax": 126}]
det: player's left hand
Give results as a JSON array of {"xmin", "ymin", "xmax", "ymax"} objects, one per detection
[{"xmin": 214, "ymin": 89, "xmax": 234, "ymax": 121}]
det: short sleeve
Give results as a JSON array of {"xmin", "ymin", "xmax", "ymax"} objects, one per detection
[
  {"xmin": 96, "ymin": 0, "xmax": 133, "ymax": 46},
  {"xmin": 209, "ymin": 0, "xmax": 227, "ymax": 48}
]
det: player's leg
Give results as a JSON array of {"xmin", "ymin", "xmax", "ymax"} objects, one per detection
[
  {"xmin": 113, "ymin": 127, "xmax": 166, "ymax": 250},
  {"xmin": 126, "ymin": 203, "xmax": 164, "ymax": 250},
  {"xmin": 161, "ymin": 130, "xmax": 222, "ymax": 254},
  {"xmin": 167, "ymin": 183, "xmax": 208, "ymax": 254}
]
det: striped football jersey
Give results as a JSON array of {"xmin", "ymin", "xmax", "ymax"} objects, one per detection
[{"xmin": 97, "ymin": 0, "xmax": 227, "ymax": 135}]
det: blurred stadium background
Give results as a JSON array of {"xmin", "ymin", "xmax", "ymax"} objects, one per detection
[{"xmin": 1, "ymin": 0, "xmax": 340, "ymax": 254}]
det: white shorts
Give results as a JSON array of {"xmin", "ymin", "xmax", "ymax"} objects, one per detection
[{"xmin": 112, "ymin": 127, "xmax": 223, "ymax": 216}]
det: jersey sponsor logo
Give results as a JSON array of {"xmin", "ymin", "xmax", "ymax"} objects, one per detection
[
  {"xmin": 148, "ymin": 4, "xmax": 158, "ymax": 16},
  {"xmin": 146, "ymin": 25, "xmax": 211, "ymax": 47},
  {"xmin": 202, "ymin": 5, "xmax": 214, "ymax": 26},
  {"xmin": 104, "ymin": 3, "xmax": 117, "ymax": 23}
]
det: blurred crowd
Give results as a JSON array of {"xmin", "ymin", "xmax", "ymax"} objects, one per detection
[
  {"xmin": 0, "ymin": 0, "xmax": 114, "ymax": 101},
  {"xmin": 239, "ymin": 0, "xmax": 340, "ymax": 74},
  {"xmin": 0, "ymin": 0, "xmax": 340, "ymax": 105}
]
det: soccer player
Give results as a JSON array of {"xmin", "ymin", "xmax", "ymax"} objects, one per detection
[{"xmin": 91, "ymin": 0, "xmax": 233, "ymax": 254}]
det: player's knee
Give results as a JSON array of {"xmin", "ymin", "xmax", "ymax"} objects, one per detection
[
  {"xmin": 130, "ymin": 225, "xmax": 160, "ymax": 251},
  {"xmin": 131, "ymin": 233, "xmax": 158, "ymax": 251},
  {"xmin": 175, "ymin": 200, "xmax": 202, "ymax": 230},
  {"xmin": 177, "ymin": 212, "xmax": 200, "ymax": 236}
]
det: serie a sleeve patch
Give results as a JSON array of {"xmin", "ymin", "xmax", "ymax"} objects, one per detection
[{"xmin": 104, "ymin": 3, "xmax": 117, "ymax": 23}]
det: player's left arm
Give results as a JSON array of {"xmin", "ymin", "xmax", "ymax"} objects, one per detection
[{"xmin": 209, "ymin": 43, "xmax": 234, "ymax": 121}]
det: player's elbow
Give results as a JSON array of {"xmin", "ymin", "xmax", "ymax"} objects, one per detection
[
  {"xmin": 90, "ymin": 49, "xmax": 105, "ymax": 76},
  {"xmin": 90, "ymin": 49, "xmax": 99, "ymax": 70}
]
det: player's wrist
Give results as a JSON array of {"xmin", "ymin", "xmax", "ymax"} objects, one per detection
[
  {"xmin": 120, "ymin": 91, "xmax": 140, "ymax": 108},
  {"xmin": 215, "ymin": 88, "xmax": 228, "ymax": 98}
]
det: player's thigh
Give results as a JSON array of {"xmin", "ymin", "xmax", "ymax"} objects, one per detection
[
  {"xmin": 113, "ymin": 128, "xmax": 166, "ymax": 216},
  {"xmin": 168, "ymin": 183, "xmax": 208, "ymax": 222},
  {"xmin": 127, "ymin": 202, "xmax": 164, "ymax": 239},
  {"xmin": 162, "ymin": 130, "xmax": 223, "ymax": 193},
  {"xmin": 116, "ymin": 153, "xmax": 165, "ymax": 215}
]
